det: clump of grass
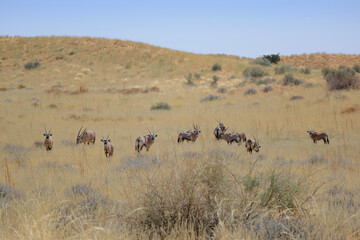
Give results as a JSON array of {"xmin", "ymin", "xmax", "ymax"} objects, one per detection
[
  {"xmin": 24, "ymin": 61, "xmax": 40, "ymax": 70},
  {"xmin": 263, "ymin": 85, "xmax": 273, "ymax": 93},
  {"xmin": 299, "ymin": 67, "xmax": 312, "ymax": 74},
  {"xmin": 184, "ymin": 73, "xmax": 193, "ymax": 85},
  {"xmin": 250, "ymin": 58, "xmax": 272, "ymax": 66},
  {"xmin": 194, "ymin": 72, "xmax": 201, "ymax": 79},
  {"xmin": 255, "ymin": 77, "xmax": 276, "ymax": 85},
  {"xmin": 322, "ymin": 66, "xmax": 359, "ymax": 90},
  {"xmin": 244, "ymin": 88, "xmax": 257, "ymax": 95},
  {"xmin": 243, "ymin": 66, "xmax": 267, "ymax": 78},
  {"xmin": 212, "ymin": 63, "xmax": 222, "ymax": 71},
  {"xmin": 275, "ymin": 65, "xmax": 297, "ymax": 74},
  {"xmin": 200, "ymin": 94, "xmax": 220, "ymax": 102},
  {"xmin": 150, "ymin": 102, "xmax": 171, "ymax": 110},
  {"xmin": 282, "ymin": 74, "xmax": 304, "ymax": 86}
]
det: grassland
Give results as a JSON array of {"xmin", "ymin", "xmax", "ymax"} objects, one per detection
[{"xmin": 0, "ymin": 36, "xmax": 359, "ymax": 239}]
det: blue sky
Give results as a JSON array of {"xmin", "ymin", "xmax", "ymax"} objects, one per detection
[{"xmin": 1, "ymin": 0, "xmax": 359, "ymax": 57}]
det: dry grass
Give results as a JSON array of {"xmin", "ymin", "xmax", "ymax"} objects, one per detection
[{"xmin": 0, "ymin": 37, "xmax": 359, "ymax": 239}]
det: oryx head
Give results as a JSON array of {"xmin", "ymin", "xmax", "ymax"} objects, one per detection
[
  {"xmin": 307, "ymin": 129, "xmax": 313, "ymax": 135},
  {"xmin": 44, "ymin": 127, "xmax": 52, "ymax": 140},
  {"xmin": 148, "ymin": 127, "xmax": 158, "ymax": 142},
  {"xmin": 253, "ymin": 136, "xmax": 261, "ymax": 152},
  {"xmin": 193, "ymin": 124, "xmax": 201, "ymax": 135},
  {"xmin": 76, "ymin": 126, "xmax": 85, "ymax": 144},
  {"xmin": 101, "ymin": 132, "xmax": 111, "ymax": 147},
  {"xmin": 216, "ymin": 119, "xmax": 226, "ymax": 131}
]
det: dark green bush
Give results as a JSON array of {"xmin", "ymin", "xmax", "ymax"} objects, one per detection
[
  {"xmin": 263, "ymin": 54, "xmax": 280, "ymax": 64},
  {"xmin": 194, "ymin": 72, "xmax": 201, "ymax": 79},
  {"xmin": 243, "ymin": 66, "xmax": 267, "ymax": 78},
  {"xmin": 212, "ymin": 63, "xmax": 222, "ymax": 71},
  {"xmin": 322, "ymin": 66, "xmax": 359, "ymax": 90},
  {"xmin": 263, "ymin": 85, "xmax": 273, "ymax": 93}
]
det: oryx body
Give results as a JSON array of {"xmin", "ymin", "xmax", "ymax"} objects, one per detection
[
  {"xmin": 307, "ymin": 130, "xmax": 329, "ymax": 144},
  {"xmin": 76, "ymin": 126, "xmax": 96, "ymax": 145},
  {"xmin": 135, "ymin": 128, "xmax": 157, "ymax": 153},
  {"xmin": 245, "ymin": 138, "xmax": 261, "ymax": 154},
  {"xmin": 178, "ymin": 124, "xmax": 201, "ymax": 143},
  {"xmin": 43, "ymin": 127, "xmax": 53, "ymax": 151},
  {"xmin": 219, "ymin": 131, "xmax": 246, "ymax": 145}
]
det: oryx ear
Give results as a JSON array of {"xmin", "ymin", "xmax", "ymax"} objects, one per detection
[
  {"xmin": 43, "ymin": 134, "xmax": 46, "ymax": 136},
  {"xmin": 108, "ymin": 139, "xmax": 111, "ymax": 142},
  {"xmin": 101, "ymin": 139, "xmax": 104, "ymax": 142},
  {"xmin": 50, "ymin": 134, "xmax": 52, "ymax": 136},
  {"xmin": 155, "ymin": 135, "xmax": 158, "ymax": 137},
  {"xmin": 258, "ymin": 146, "xmax": 261, "ymax": 148}
]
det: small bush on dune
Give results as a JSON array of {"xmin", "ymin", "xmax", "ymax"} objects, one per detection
[
  {"xmin": 322, "ymin": 66, "xmax": 359, "ymax": 90},
  {"xmin": 200, "ymin": 94, "xmax": 220, "ymax": 102},
  {"xmin": 263, "ymin": 53, "xmax": 281, "ymax": 64},
  {"xmin": 290, "ymin": 95, "xmax": 304, "ymax": 100},
  {"xmin": 299, "ymin": 67, "xmax": 312, "ymax": 74},
  {"xmin": 275, "ymin": 65, "xmax": 297, "ymax": 74},
  {"xmin": 282, "ymin": 74, "xmax": 304, "ymax": 86},
  {"xmin": 263, "ymin": 85, "xmax": 273, "ymax": 93},
  {"xmin": 150, "ymin": 102, "xmax": 171, "ymax": 110},
  {"xmin": 212, "ymin": 63, "xmax": 222, "ymax": 71},
  {"xmin": 243, "ymin": 66, "xmax": 267, "ymax": 78},
  {"xmin": 353, "ymin": 64, "xmax": 360, "ymax": 73},
  {"xmin": 250, "ymin": 58, "xmax": 272, "ymax": 66},
  {"xmin": 244, "ymin": 88, "xmax": 257, "ymax": 95},
  {"xmin": 24, "ymin": 61, "xmax": 40, "ymax": 70}
]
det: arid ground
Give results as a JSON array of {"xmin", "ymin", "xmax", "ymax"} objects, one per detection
[{"xmin": 0, "ymin": 37, "xmax": 359, "ymax": 239}]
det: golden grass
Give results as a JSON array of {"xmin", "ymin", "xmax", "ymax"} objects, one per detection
[{"xmin": 0, "ymin": 37, "xmax": 360, "ymax": 239}]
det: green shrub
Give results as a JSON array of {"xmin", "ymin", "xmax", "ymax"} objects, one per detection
[
  {"xmin": 243, "ymin": 66, "xmax": 267, "ymax": 78},
  {"xmin": 250, "ymin": 58, "xmax": 272, "ymax": 67},
  {"xmin": 322, "ymin": 66, "xmax": 359, "ymax": 90},
  {"xmin": 282, "ymin": 74, "xmax": 304, "ymax": 86},
  {"xmin": 194, "ymin": 72, "xmax": 201, "ymax": 79},
  {"xmin": 263, "ymin": 53, "xmax": 280, "ymax": 64},
  {"xmin": 263, "ymin": 85, "xmax": 273, "ymax": 93},
  {"xmin": 212, "ymin": 63, "xmax": 222, "ymax": 71},
  {"xmin": 275, "ymin": 65, "xmax": 297, "ymax": 74},
  {"xmin": 200, "ymin": 94, "xmax": 220, "ymax": 102},
  {"xmin": 150, "ymin": 102, "xmax": 171, "ymax": 110},
  {"xmin": 244, "ymin": 88, "xmax": 257, "ymax": 95},
  {"xmin": 24, "ymin": 61, "xmax": 40, "ymax": 70}
]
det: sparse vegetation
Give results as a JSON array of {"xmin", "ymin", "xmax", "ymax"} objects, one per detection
[
  {"xmin": 243, "ymin": 66, "xmax": 267, "ymax": 78},
  {"xmin": 353, "ymin": 64, "xmax": 360, "ymax": 73},
  {"xmin": 150, "ymin": 102, "xmax": 171, "ymax": 110},
  {"xmin": 290, "ymin": 95, "xmax": 304, "ymax": 100},
  {"xmin": 322, "ymin": 66, "xmax": 359, "ymax": 90}
]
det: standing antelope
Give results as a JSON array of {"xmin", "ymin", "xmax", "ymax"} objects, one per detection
[
  {"xmin": 307, "ymin": 130, "xmax": 329, "ymax": 144},
  {"xmin": 101, "ymin": 133, "xmax": 114, "ymax": 157},
  {"xmin": 135, "ymin": 127, "xmax": 158, "ymax": 153},
  {"xmin": 214, "ymin": 120, "xmax": 226, "ymax": 140},
  {"xmin": 43, "ymin": 127, "xmax": 53, "ymax": 151},
  {"xmin": 219, "ymin": 128, "xmax": 247, "ymax": 145},
  {"xmin": 245, "ymin": 137, "xmax": 261, "ymax": 154},
  {"xmin": 178, "ymin": 124, "xmax": 201, "ymax": 143},
  {"xmin": 76, "ymin": 126, "xmax": 96, "ymax": 145}
]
